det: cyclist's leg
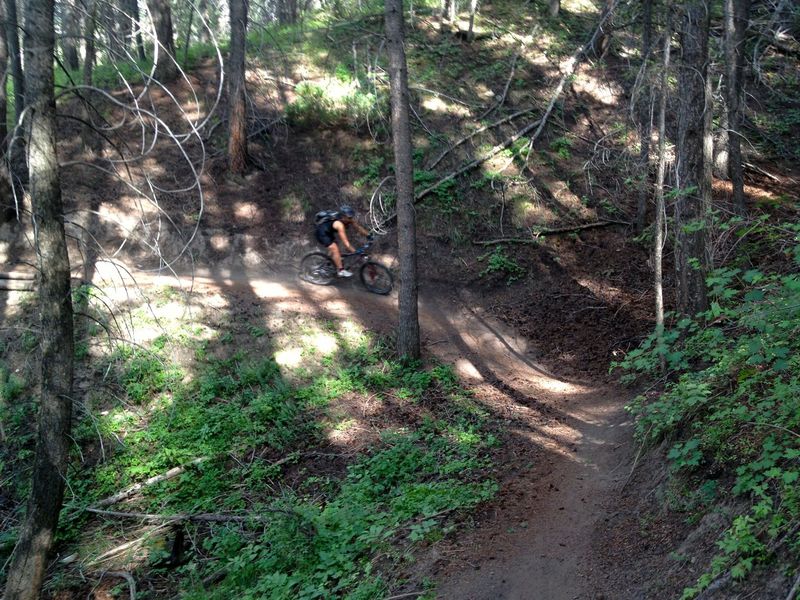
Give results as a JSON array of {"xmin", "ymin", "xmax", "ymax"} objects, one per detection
[{"xmin": 327, "ymin": 242, "xmax": 344, "ymax": 271}]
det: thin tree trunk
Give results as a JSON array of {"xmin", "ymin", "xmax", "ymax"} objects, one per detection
[
  {"xmin": 724, "ymin": 0, "xmax": 750, "ymax": 215},
  {"xmin": 549, "ymin": 0, "xmax": 560, "ymax": 17},
  {"xmin": 674, "ymin": 0, "xmax": 709, "ymax": 316},
  {"xmin": 147, "ymin": 0, "xmax": 178, "ymax": 82},
  {"xmin": 467, "ymin": 0, "xmax": 477, "ymax": 41},
  {"xmin": 6, "ymin": 0, "xmax": 26, "ymax": 180},
  {"xmin": 635, "ymin": 0, "xmax": 653, "ymax": 232},
  {"xmin": 0, "ymin": 0, "xmax": 8, "ymax": 157},
  {"xmin": 83, "ymin": 0, "xmax": 98, "ymax": 86},
  {"xmin": 2, "ymin": 0, "xmax": 74, "ymax": 598},
  {"xmin": 654, "ymin": 7, "xmax": 672, "ymax": 364},
  {"xmin": 183, "ymin": 0, "xmax": 195, "ymax": 65},
  {"xmin": 119, "ymin": 0, "xmax": 144, "ymax": 60},
  {"xmin": 385, "ymin": 0, "xmax": 420, "ymax": 360},
  {"xmin": 227, "ymin": 0, "xmax": 249, "ymax": 174},
  {"xmin": 197, "ymin": 0, "xmax": 211, "ymax": 44},
  {"xmin": 62, "ymin": 0, "xmax": 81, "ymax": 70}
]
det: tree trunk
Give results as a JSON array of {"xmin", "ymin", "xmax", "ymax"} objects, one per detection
[
  {"xmin": 442, "ymin": 0, "xmax": 455, "ymax": 22},
  {"xmin": 62, "ymin": 0, "xmax": 80, "ymax": 70},
  {"xmin": 147, "ymin": 0, "xmax": 178, "ymax": 82},
  {"xmin": 119, "ymin": 0, "xmax": 144, "ymax": 59},
  {"xmin": 467, "ymin": 0, "xmax": 477, "ymax": 41},
  {"xmin": 227, "ymin": 0, "xmax": 249, "ymax": 174},
  {"xmin": 674, "ymin": 0, "xmax": 709, "ymax": 316},
  {"xmin": 2, "ymin": 1, "xmax": 74, "ymax": 598},
  {"xmin": 0, "ymin": 0, "xmax": 8, "ymax": 157},
  {"xmin": 549, "ymin": 0, "xmax": 559, "ymax": 17},
  {"xmin": 385, "ymin": 0, "xmax": 420, "ymax": 360},
  {"xmin": 183, "ymin": 0, "xmax": 195, "ymax": 65},
  {"xmin": 83, "ymin": 0, "xmax": 98, "ymax": 86},
  {"xmin": 101, "ymin": 0, "xmax": 123, "ymax": 60},
  {"xmin": 592, "ymin": 0, "xmax": 614, "ymax": 57},
  {"xmin": 197, "ymin": 0, "xmax": 211, "ymax": 44},
  {"xmin": 634, "ymin": 0, "xmax": 653, "ymax": 232},
  {"xmin": 654, "ymin": 7, "xmax": 672, "ymax": 369},
  {"xmin": 724, "ymin": 0, "xmax": 750, "ymax": 215},
  {"xmin": 6, "ymin": 0, "xmax": 26, "ymax": 180}
]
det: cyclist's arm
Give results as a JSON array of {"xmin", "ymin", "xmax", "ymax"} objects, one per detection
[
  {"xmin": 354, "ymin": 222, "xmax": 370, "ymax": 237},
  {"xmin": 333, "ymin": 221, "xmax": 355, "ymax": 252}
]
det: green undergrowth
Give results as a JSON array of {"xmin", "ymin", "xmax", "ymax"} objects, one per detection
[
  {"xmin": 617, "ymin": 222, "xmax": 800, "ymax": 597},
  {"xmin": 0, "ymin": 297, "xmax": 499, "ymax": 597}
]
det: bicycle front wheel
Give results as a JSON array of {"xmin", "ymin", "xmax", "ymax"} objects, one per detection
[
  {"xmin": 360, "ymin": 261, "xmax": 393, "ymax": 295},
  {"xmin": 300, "ymin": 252, "xmax": 336, "ymax": 285}
]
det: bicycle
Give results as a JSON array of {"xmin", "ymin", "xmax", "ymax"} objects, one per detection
[{"xmin": 299, "ymin": 240, "xmax": 393, "ymax": 295}]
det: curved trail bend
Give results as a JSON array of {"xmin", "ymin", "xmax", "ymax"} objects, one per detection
[{"xmin": 108, "ymin": 264, "xmax": 634, "ymax": 599}]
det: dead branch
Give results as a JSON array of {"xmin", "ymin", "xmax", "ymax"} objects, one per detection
[
  {"xmin": 91, "ymin": 457, "xmax": 208, "ymax": 508},
  {"xmin": 474, "ymin": 220, "xmax": 630, "ymax": 245},
  {"xmin": 427, "ymin": 110, "xmax": 539, "ymax": 170},
  {"xmin": 0, "ymin": 271, "xmax": 36, "ymax": 280},
  {"xmin": 85, "ymin": 507, "xmax": 295, "ymax": 522}
]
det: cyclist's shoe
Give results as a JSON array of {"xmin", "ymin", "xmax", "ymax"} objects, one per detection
[{"xmin": 337, "ymin": 269, "xmax": 353, "ymax": 278}]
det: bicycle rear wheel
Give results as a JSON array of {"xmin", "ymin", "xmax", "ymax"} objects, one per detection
[
  {"xmin": 360, "ymin": 261, "xmax": 393, "ymax": 295},
  {"xmin": 300, "ymin": 252, "xmax": 336, "ymax": 285}
]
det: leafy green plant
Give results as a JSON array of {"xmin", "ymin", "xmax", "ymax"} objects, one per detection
[
  {"xmin": 617, "ymin": 226, "xmax": 800, "ymax": 596},
  {"xmin": 478, "ymin": 246, "xmax": 525, "ymax": 285}
]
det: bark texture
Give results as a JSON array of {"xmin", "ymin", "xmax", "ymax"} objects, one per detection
[
  {"xmin": 634, "ymin": 0, "xmax": 653, "ymax": 232},
  {"xmin": 2, "ymin": 0, "xmax": 74, "ymax": 598},
  {"xmin": 724, "ymin": 0, "xmax": 750, "ymax": 214},
  {"xmin": 61, "ymin": 0, "xmax": 81, "ymax": 70},
  {"xmin": 147, "ymin": 0, "xmax": 178, "ymax": 82},
  {"xmin": 0, "ymin": 0, "xmax": 8, "ymax": 156},
  {"xmin": 227, "ymin": 0, "xmax": 249, "ymax": 174},
  {"xmin": 385, "ymin": 0, "xmax": 420, "ymax": 359},
  {"xmin": 675, "ymin": 0, "xmax": 709, "ymax": 316},
  {"xmin": 6, "ymin": 0, "xmax": 26, "ymax": 179}
]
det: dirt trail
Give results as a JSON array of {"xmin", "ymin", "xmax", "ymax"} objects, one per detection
[{"xmin": 95, "ymin": 264, "xmax": 634, "ymax": 598}]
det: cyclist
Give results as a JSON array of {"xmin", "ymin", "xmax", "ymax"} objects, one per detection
[{"xmin": 315, "ymin": 205, "xmax": 371, "ymax": 277}]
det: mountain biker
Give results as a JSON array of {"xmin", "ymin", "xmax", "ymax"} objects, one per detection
[{"xmin": 315, "ymin": 205, "xmax": 371, "ymax": 277}]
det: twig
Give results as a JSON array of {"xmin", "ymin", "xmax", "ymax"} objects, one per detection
[
  {"xmin": 384, "ymin": 592, "xmax": 425, "ymax": 600},
  {"xmin": 474, "ymin": 220, "xmax": 630, "ymax": 244}
]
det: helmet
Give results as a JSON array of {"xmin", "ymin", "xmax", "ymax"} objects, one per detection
[{"xmin": 339, "ymin": 205, "xmax": 356, "ymax": 218}]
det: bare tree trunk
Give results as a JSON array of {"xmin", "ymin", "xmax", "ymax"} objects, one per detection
[
  {"xmin": 674, "ymin": 0, "xmax": 709, "ymax": 316},
  {"xmin": 6, "ymin": 0, "xmax": 26, "ymax": 180},
  {"xmin": 467, "ymin": 0, "xmax": 477, "ymax": 41},
  {"xmin": 227, "ymin": 0, "xmax": 249, "ymax": 174},
  {"xmin": 385, "ymin": 0, "xmax": 420, "ymax": 360},
  {"xmin": 724, "ymin": 0, "xmax": 750, "ymax": 215},
  {"xmin": 101, "ymin": 0, "xmax": 123, "ymax": 60},
  {"xmin": 0, "ymin": 0, "xmax": 8, "ymax": 157},
  {"xmin": 62, "ymin": 0, "xmax": 80, "ymax": 70},
  {"xmin": 2, "ymin": 0, "xmax": 74, "ymax": 598},
  {"xmin": 119, "ymin": 0, "xmax": 144, "ymax": 59},
  {"xmin": 442, "ymin": 0, "xmax": 455, "ymax": 22},
  {"xmin": 634, "ymin": 0, "xmax": 653, "ymax": 232},
  {"xmin": 654, "ymin": 7, "xmax": 672, "ymax": 368},
  {"xmin": 549, "ymin": 0, "xmax": 560, "ymax": 17},
  {"xmin": 197, "ymin": 0, "xmax": 211, "ymax": 44},
  {"xmin": 83, "ymin": 0, "xmax": 98, "ymax": 86},
  {"xmin": 147, "ymin": 0, "xmax": 178, "ymax": 81},
  {"xmin": 183, "ymin": 0, "xmax": 195, "ymax": 64},
  {"xmin": 592, "ymin": 0, "xmax": 614, "ymax": 57}
]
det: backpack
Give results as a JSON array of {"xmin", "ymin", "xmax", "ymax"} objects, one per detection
[{"xmin": 314, "ymin": 210, "xmax": 340, "ymax": 226}]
